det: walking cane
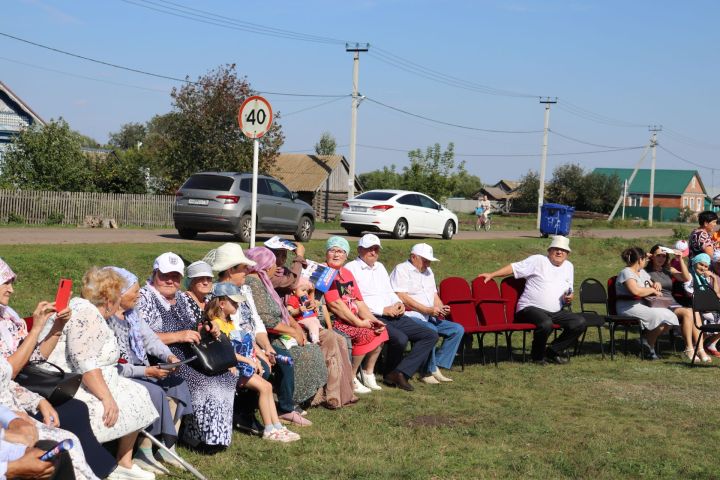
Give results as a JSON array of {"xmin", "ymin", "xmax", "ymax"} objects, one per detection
[{"xmin": 139, "ymin": 431, "xmax": 208, "ymax": 480}]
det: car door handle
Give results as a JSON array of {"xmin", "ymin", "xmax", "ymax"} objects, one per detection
[{"xmin": 275, "ymin": 202, "xmax": 282, "ymax": 205}]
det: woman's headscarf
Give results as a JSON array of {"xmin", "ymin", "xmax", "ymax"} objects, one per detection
[
  {"xmin": 0, "ymin": 258, "xmax": 16, "ymax": 285},
  {"xmin": 105, "ymin": 266, "xmax": 145, "ymax": 361},
  {"xmin": 245, "ymin": 247, "xmax": 291, "ymax": 325},
  {"xmin": 0, "ymin": 258, "xmax": 24, "ymax": 351},
  {"xmin": 692, "ymin": 253, "xmax": 712, "ymax": 266}
]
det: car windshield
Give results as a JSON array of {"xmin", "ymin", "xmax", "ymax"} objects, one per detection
[
  {"xmin": 182, "ymin": 174, "xmax": 234, "ymax": 191},
  {"xmin": 355, "ymin": 191, "xmax": 396, "ymax": 201}
]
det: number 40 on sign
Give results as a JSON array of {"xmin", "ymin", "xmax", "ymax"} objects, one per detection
[{"xmin": 237, "ymin": 96, "xmax": 273, "ymax": 139}]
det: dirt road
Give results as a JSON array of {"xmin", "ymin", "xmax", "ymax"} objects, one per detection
[{"xmin": 0, "ymin": 227, "xmax": 675, "ymax": 245}]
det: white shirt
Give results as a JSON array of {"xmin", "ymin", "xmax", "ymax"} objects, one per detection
[
  {"xmin": 345, "ymin": 257, "xmax": 401, "ymax": 316},
  {"xmin": 390, "ymin": 260, "xmax": 437, "ymax": 321},
  {"xmin": 230, "ymin": 285, "xmax": 267, "ymax": 335},
  {"xmin": 512, "ymin": 254, "xmax": 574, "ymax": 313}
]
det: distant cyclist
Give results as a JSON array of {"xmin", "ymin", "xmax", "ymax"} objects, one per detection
[{"xmin": 476, "ymin": 195, "xmax": 492, "ymax": 230}]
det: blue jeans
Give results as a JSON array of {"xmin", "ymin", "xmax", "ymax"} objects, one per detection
[{"xmin": 409, "ymin": 316, "xmax": 464, "ymax": 374}]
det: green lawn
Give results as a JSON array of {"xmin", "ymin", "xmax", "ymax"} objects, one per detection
[{"xmin": 4, "ymin": 236, "xmax": 717, "ymax": 479}]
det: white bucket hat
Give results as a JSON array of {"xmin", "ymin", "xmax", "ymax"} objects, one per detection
[
  {"xmin": 203, "ymin": 243, "xmax": 256, "ymax": 273},
  {"xmin": 411, "ymin": 243, "xmax": 438, "ymax": 262},
  {"xmin": 548, "ymin": 235, "xmax": 571, "ymax": 252},
  {"xmin": 186, "ymin": 261, "xmax": 213, "ymax": 279}
]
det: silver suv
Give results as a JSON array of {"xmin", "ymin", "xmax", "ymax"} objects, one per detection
[{"xmin": 173, "ymin": 172, "xmax": 315, "ymax": 242}]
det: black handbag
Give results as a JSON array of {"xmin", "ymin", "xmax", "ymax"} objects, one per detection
[
  {"xmin": 16, "ymin": 360, "xmax": 82, "ymax": 406},
  {"xmin": 189, "ymin": 324, "xmax": 237, "ymax": 376}
]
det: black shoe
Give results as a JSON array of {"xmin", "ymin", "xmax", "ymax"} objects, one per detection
[
  {"xmin": 545, "ymin": 349, "xmax": 569, "ymax": 365},
  {"xmin": 532, "ymin": 359, "xmax": 548, "ymax": 366},
  {"xmin": 233, "ymin": 413, "xmax": 263, "ymax": 436},
  {"xmin": 383, "ymin": 370, "xmax": 414, "ymax": 391}
]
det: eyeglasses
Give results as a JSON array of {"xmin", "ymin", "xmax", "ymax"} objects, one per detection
[{"xmin": 328, "ymin": 249, "xmax": 347, "ymax": 256}]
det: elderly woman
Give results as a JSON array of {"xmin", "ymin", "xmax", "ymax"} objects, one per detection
[
  {"xmin": 184, "ymin": 261, "xmax": 214, "ymax": 322},
  {"xmin": 106, "ymin": 267, "xmax": 192, "ymax": 474},
  {"xmin": 615, "ymin": 247, "xmax": 680, "ymax": 360},
  {"xmin": 135, "ymin": 252, "xmax": 236, "ymax": 451},
  {"xmin": 645, "ymin": 245, "xmax": 708, "ymax": 362},
  {"xmin": 689, "ymin": 211, "xmax": 718, "ymax": 260},
  {"xmin": 322, "ymin": 237, "xmax": 388, "ymax": 392},
  {"xmin": 243, "ymin": 247, "xmax": 328, "ymax": 409},
  {"xmin": 684, "ymin": 253, "xmax": 720, "ymax": 358},
  {"xmin": 0, "ymin": 259, "xmax": 102, "ymax": 480},
  {"xmin": 44, "ymin": 267, "xmax": 158, "ymax": 480}
]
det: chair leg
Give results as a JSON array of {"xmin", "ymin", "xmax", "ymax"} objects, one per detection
[
  {"xmin": 522, "ymin": 331, "xmax": 527, "ymax": 363},
  {"xmin": 493, "ymin": 333, "xmax": 499, "ymax": 367},
  {"xmin": 460, "ymin": 334, "xmax": 466, "ymax": 371},
  {"xmin": 479, "ymin": 333, "xmax": 486, "ymax": 366},
  {"xmin": 609, "ymin": 323, "xmax": 616, "ymax": 360},
  {"xmin": 575, "ymin": 330, "xmax": 587, "ymax": 356},
  {"xmin": 624, "ymin": 325, "xmax": 629, "ymax": 356},
  {"xmin": 691, "ymin": 332, "xmax": 704, "ymax": 366},
  {"xmin": 505, "ymin": 331, "xmax": 514, "ymax": 362},
  {"xmin": 597, "ymin": 325, "xmax": 605, "ymax": 360}
]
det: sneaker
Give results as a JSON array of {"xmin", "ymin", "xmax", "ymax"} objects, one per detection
[
  {"xmin": 431, "ymin": 369, "xmax": 453, "ymax": 382},
  {"xmin": 133, "ymin": 449, "xmax": 168, "ymax": 475},
  {"xmin": 278, "ymin": 411, "xmax": 313, "ymax": 426},
  {"xmin": 545, "ymin": 348, "xmax": 569, "ymax": 365},
  {"xmin": 419, "ymin": 375, "xmax": 440, "ymax": 384},
  {"xmin": 353, "ymin": 377, "xmax": 372, "ymax": 394},
  {"xmin": 107, "ymin": 464, "xmax": 156, "ymax": 480},
  {"xmin": 705, "ymin": 345, "xmax": 720, "ymax": 358},
  {"xmin": 278, "ymin": 427, "xmax": 301, "ymax": 441},
  {"xmin": 154, "ymin": 446, "xmax": 185, "ymax": 470},
  {"xmin": 262, "ymin": 429, "xmax": 293, "ymax": 443},
  {"xmin": 698, "ymin": 348, "xmax": 713, "ymax": 363},
  {"xmin": 358, "ymin": 370, "xmax": 382, "ymax": 390}
]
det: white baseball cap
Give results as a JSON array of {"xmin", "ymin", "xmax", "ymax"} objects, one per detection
[
  {"xmin": 153, "ymin": 252, "xmax": 185, "ymax": 275},
  {"xmin": 186, "ymin": 261, "xmax": 213, "ymax": 279},
  {"xmin": 411, "ymin": 243, "xmax": 438, "ymax": 262},
  {"xmin": 674, "ymin": 240, "xmax": 689, "ymax": 257},
  {"xmin": 358, "ymin": 234, "xmax": 382, "ymax": 249},
  {"xmin": 264, "ymin": 236, "xmax": 297, "ymax": 250}
]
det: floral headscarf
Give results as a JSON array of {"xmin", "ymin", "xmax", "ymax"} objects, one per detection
[{"xmin": 245, "ymin": 247, "xmax": 291, "ymax": 325}]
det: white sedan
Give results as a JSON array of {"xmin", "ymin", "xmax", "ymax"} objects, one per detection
[{"xmin": 340, "ymin": 190, "xmax": 459, "ymax": 239}]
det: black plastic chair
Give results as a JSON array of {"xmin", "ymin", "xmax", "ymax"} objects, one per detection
[
  {"xmin": 576, "ymin": 278, "xmax": 607, "ymax": 358},
  {"xmin": 690, "ymin": 288, "xmax": 720, "ymax": 365}
]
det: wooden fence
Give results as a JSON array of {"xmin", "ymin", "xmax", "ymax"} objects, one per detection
[{"xmin": 0, "ymin": 190, "xmax": 175, "ymax": 227}]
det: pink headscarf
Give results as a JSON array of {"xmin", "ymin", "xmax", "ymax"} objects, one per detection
[
  {"xmin": 245, "ymin": 247, "xmax": 291, "ymax": 325},
  {"xmin": 0, "ymin": 258, "xmax": 16, "ymax": 285}
]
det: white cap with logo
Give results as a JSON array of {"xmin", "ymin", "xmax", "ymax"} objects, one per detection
[
  {"xmin": 153, "ymin": 252, "xmax": 185, "ymax": 275},
  {"xmin": 411, "ymin": 243, "xmax": 438, "ymax": 262},
  {"xmin": 358, "ymin": 234, "xmax": 382, "ymax": 249}
]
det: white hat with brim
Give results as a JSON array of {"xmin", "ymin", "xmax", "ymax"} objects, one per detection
[
  {"xmin": 547, "ymin": 235, "xmax": 571, "ymax": 252},
  {"xmin": 411, "ymin": 243, "xmax": 438, "ymax": 262},
  {"xmin": 358, "ymin": 234, "xmax": 382, "ymax": 249},
  {"xmin": 204, "ymin": 243, "xmax": 257, "ymax": 273},
  {"xmin": 186, "ymin": 261, "xmax": 213, "ymax": 279},
  {"xmin": 153, "ymin": 252, "xmax": 185, "ymax": 275}
]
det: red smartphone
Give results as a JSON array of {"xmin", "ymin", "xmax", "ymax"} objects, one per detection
[{"xmin": 54, "ymin": 279, "xmax": 72, "ymax": 312}]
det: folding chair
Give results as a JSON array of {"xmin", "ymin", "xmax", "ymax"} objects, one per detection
[
  {"xmin": 606, "ymin": 276, "xmax": 644, "ymax": 359},
  {"xmin": 690, "ymin": 288, "xmax": 720, "ymax": 365},
  {"xmin": 576, "ymin": 278, "xmax": 618, "ymax": 359},
  {"xmin": 438, "ymin": 277, "xmax": 483, "ymax": 370}
]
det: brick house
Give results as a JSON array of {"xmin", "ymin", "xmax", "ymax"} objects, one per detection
[{"xmin": 593, "ymin": 168, "xmax": 708, "ymax": 220}]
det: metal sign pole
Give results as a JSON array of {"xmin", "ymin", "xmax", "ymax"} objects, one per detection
[{"xmin": 250, "ymin": 138, "xmax": 259, "ymax": 248}]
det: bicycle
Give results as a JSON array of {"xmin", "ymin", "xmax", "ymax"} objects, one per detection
[{"xmin": 475, "ymin": 214, "xmax": 492, "ymax": 231}]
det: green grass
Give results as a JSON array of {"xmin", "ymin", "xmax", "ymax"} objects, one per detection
[{"xmin": 5, "ymin": 237, "xmax": 718, "ymax": 479}]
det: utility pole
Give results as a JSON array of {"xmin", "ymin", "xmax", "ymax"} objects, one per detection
[
  {"xmin": 536, "ymin": 97, "xmax": 557, "ymax": 230},
  {"xmin": 648, "ymin": 125, "xmax": 662, "ymax": 226},
  {"xmin": 346, "ymin": 42, "xmax": 369, "ymax": 199}
]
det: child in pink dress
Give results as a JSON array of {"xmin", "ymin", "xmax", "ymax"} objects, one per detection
[{"xmin": 286, "ymin": 277, "xmax": 322, "ymax": 344}]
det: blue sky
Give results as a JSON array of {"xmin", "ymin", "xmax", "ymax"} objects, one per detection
[{"xmin": 2, "ymin": 0, "xmax": 718, "ymax": 194}]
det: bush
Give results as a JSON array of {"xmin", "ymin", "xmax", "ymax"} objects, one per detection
[
  {"xmin": 45, "ymin": 212, "xmax": 64, "ymax": 225},
  {"xmin": 673, "ymin": 226, "xmax": 692, "ymax": 239},
  {"xmin": 6, "ymin": 212, "xmax": 24, "ymax": 224}
]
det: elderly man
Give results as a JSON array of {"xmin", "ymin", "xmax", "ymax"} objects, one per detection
[
  {"xmin": 478, "ymin": 235, "xmax": 586, "ymax": 365},
  {"xmin": 390, "ymin": 243, "xmax": 465, "ymax": 383},
  {"xmin": 345, "ymin": 234, "xmax": 438, "ymax": 392}
]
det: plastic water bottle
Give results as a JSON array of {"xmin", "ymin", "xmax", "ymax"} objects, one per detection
[{"xmin": 274, "ymin": 354, "xmax": 294, "ymax": 365}]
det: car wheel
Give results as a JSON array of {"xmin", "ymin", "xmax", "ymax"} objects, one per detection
[
  {"xmin": 442, "ymin": 220, "xmax": 456, "ymax": 239},
  {"xmin": 392, "ymin": 218, "xmax": 408, "ymax": 239},
  {"xmin": 234, "ymin": 214, "xmax": 252, "ymax": 243},
  {"xmin": 294, "ymin": 216, "xmax": 314, "ymax": 242},
  {"xmin": 177, "ymin": 228, "xmax": 197, "ymax": 240}
]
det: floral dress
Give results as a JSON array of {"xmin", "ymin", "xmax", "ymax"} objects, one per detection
[
  {"xmin": 136, "ymin": 285, "xmax": 237, "ymax": 447},
  {"xmin": 245, "ymin": 275, "xmax": 327, "ymax": 404},
  {"xmin": 45, "ymin": 297, "xmax": 158, "ymax": 443}
]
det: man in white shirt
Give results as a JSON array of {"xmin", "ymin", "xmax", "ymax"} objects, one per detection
[
  {"xmin": 346, "ymin": 235, "xmax": 438, "ymax": 391},
  {"xmin": 477, "ymin": 235, "xmax": 586, "ymax": 365},
  {"xmin": 390, "ymin": 243, "xmax": 465, "ymax": 383}
]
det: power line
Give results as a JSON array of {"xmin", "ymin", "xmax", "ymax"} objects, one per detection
[
  {"xmin": 548, "ymin": 129, "xmax": 637, "ymax": 149},
  {"xmin": 657, "ymin": 144, "xmax": 716, "ymax": 171},
  {"xmin": 556, "ymin": 101, "xmax": 648, "ymax": 128},
  {"xmin": 0, "ymin": 31, "xmax": 348, "ymax": 98},
  {"xmin": 280, "ymin": 96, "xmax": 348, "ymax": 117},
  {"xmin": 364, "ymin": 97, "xmax": 542, "ymax": 134},
  {"xmin": 662, "ymin": 127, "xmax": 720, "ymax": 150},
  {"xmin": 356, "ymin": 143, "xmax": 643, "ymax": 157}
]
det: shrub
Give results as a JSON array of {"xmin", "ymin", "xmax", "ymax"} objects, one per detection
[
  {"xmin": 7, "ymin": 212, "xmax": 24, "ymax": 224},
  {"xmin": 673, "ymin": 226, "xmax": 692, "ymax": 239},
  {"xmin": 45, "ymin": 212, "xmax": 64, "ymax": 225}
]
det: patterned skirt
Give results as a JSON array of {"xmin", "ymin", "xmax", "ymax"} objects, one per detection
[{"xmin": 333, "ymin": 320, "xmax": 389, "ymax": 356}]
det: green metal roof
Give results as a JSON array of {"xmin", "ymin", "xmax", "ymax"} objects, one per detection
[{"xmin": 592, "ymin": 168, "xmax": 706, "ymax": 195}]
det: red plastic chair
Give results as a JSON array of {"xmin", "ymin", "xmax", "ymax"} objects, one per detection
[
  {"xmin": 438, "ymin": 277, "xmax": 479, "ymax": 370},
  {"xmin": 498, "ymin": 277, "xmax": 536, "ymax": 361},
  {"xmin": 24, "ymin": 316, "xmax": 33, "ymax": 331},
  {"xmin": 470, "ymin": 277, "xmax": 522, "ymax": 365}
]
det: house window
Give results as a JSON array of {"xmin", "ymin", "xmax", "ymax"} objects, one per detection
[
  {"xmin": 697, "ymin": 197, "xmax": 703, "ymax": 211},
  {"xmin": 683, "ymin": 197, "xmax": 688, "ymax": 207},
  {"xmin": 629, "ymin": 195, "xmax": 642, "ymax": 207},
  {"xmin": 690, "ymin": 198, "xmax": 695, "ymax": 209},
  {"xmin": 692, "ymin": 177, "xmax": 697, "ymax": 188}
]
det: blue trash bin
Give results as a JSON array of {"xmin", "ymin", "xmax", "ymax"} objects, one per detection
[{"xmin": 540, "ymin": 203, "xmax": 575, "ymax": 237}]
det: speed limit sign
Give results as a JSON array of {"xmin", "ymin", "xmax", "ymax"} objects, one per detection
[{"xmin": 238, "ymin": 96, "xmax": 273, "ymax": 139}]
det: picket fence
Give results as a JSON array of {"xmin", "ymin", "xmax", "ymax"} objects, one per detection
[{"xmin": 0, "ymin": 189, "xmax": 175, "ymax": 227}]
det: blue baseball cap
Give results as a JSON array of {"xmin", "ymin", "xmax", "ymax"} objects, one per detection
[{"xmin": 211, "ymin": 282, "xmax": 245, "ymax": 302}]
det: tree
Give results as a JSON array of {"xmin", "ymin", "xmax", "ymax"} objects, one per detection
[
  {"xmin": 547, "ymin": 163, "xmax": 584, "ymax": 206},
  {"xmin": 0, "ymin": 118, "xmax": 93, "ymax": 191},
  {"xmin": 359, "ymin": 165, "xmax": 402, "ymax": 190},
  {"xmin": 451, "ymin": 173, "xmax": 483, "ymax": 198},
  {"xmin": 143, "ymin": 64, "xmax": 284, "ymax": 193},
  {"xmin": 580, "ymin": 171, "xmax": 621, "ymax": 213},
  {"xmin": 314, "ymin": 132, "xmax": 336, "ymax": 156},
  {"xmin": 90, "ymin": 148, "xmax": 148, "ymax": 194},
  {"xmin": 513, "ymin": 170, "xmax": 540, "ymax": 213},
  {"xmin": 402, "ymin": 143, "xmax": 463, "ymax": 201},
  {"xmin": 108, "ymin": 122, "xmax": 147, "ymax": 150}
]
